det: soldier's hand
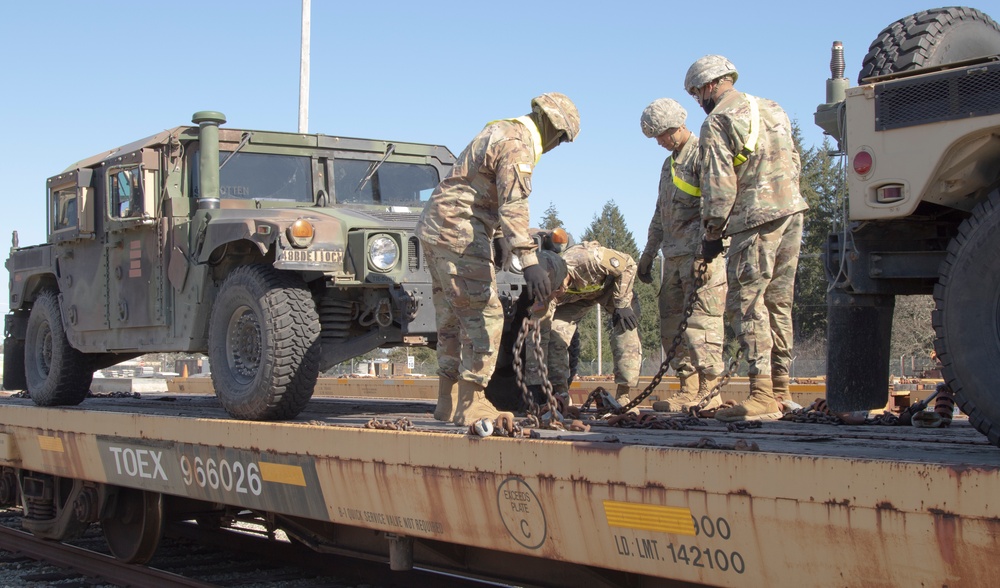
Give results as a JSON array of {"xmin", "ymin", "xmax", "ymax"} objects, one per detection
[
  {"xmin": 522, "ymin": 264, "xmax": 552, "ymax": 302},
  {"xmin": 637, "ymin": 251, "xmax": 655, "ymax": 284},
  {"xmin": 613, "ymin": 307, "xmax": 639, "ymax": 331},
  {"xmin": 701, "ymin": 238, "xmax": 724, "ymax": 263}
]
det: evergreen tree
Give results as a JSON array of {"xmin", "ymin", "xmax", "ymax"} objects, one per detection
[
  {"xmin": 794, "ymin": 130, "xmax": 845, "ymax": 341},
  {"xmin": 539, "ymin": 202, "xmax": 563, "ymax": 230},
  {"xmin": 574, "ymin": 201, "xmax": 662, "ymax": 374}
]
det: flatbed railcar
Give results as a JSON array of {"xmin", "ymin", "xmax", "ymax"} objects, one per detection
[{"xmin": 0, "ymin": 390, "xmax": 995, "ymax": 587}]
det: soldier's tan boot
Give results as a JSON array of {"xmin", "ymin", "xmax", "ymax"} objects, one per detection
[
  {"xmin": 453, "ymin": 380, "xmax": 515, "ymax": 430},
  {"xmin": 715, "ymin": 376, "xmax": 782, "ymax": 422},
  {"xmin": 433, "ymin": 378, "xmax": 458, "ymax": 421},
  {"xmin": 772, "ymin": 374, "xmax": 791, "ymax": 409},
  {"xmin": 652, "ymin": 372, "xmax": 698, "ymax": 412},
  {"xmin": 615, "ymin": 384, "xmax": 640, "ymax": 415},
  {"xmin": 695, "ymin": 373, "xmax": 723, "ymax": 413}
]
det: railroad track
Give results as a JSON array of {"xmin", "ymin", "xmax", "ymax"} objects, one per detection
[{"xmin": 0, "ymin": 508, "xmax": 494, "ymax": 587}]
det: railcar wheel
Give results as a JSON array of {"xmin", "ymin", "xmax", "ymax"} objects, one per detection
[
  {"xmin": 933, "ymin": 191, "xmax": 1000, "ymax": 447},
  {"xmin": 101, "ymin": 488, "xmax": 163, "ymax": 564},
  {"xmin": 209, "ymin": 265, "xmax": 320, "ymax": 420},
  {"xmin": 858, "ymin": 6, "xmax": 1000, "ymax": 82},
  {"xmin": 24, "ymin": 289, "xmax": 91, "ymax": 406}
]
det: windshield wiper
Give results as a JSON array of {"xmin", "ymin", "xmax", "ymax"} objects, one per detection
[
  {"xmin": 219, "ymin": 131, "xmax": 253, "ymax": 171},
  {"xmin": 355, "ymin": 143, "xmax": 395, "ymax": 194}
]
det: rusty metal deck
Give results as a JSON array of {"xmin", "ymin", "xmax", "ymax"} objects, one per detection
[{"xmin": 0, "ymin": 391, "xmax": 995, "ymax": 587}]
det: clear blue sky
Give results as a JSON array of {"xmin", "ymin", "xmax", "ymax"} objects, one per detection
[{"xmin": 0, "ymin": 1, "xmax": 952, "ymax": 313}]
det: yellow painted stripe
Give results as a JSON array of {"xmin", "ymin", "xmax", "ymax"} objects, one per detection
[
  {"xmin": 38, "ymin": 435, "xmax": 65, "ymax": 453},
  {"xmin": 603, "ymin": 500, "xmax": 696, "ymax": 535},
  {"xmin": 259, "ymin": 462, "xmax": 306, "ymax": 486}
]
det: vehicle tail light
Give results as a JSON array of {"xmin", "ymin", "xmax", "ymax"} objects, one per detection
[
  {"xmin": 853, "ymin": 150, "xmax": 873, "ymax": 175},
  {"xmin": 876, "ymin": 184, "xmax": 905, "ymax": 204}
]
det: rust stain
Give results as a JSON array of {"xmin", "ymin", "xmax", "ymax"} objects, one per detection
[
  {"xmin": 574, "ymin": 443, "xmax": 627, "ymax": 457},
  {"xmin": 824, "ymin": 498, "xmax": 851, "ymax": 507},
  {"xmin": 930, "ymin": 509, "xmax": 959, "ymax": 567},
  {"xmin": 875, "ymin": 501, "xmax": 897, "ymax": 510}
]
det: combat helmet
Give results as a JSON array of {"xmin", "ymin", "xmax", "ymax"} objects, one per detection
[
  {"xmin": 640, "ymin": 98, "xmax": 687, "ymax": 138},
  {"xmin": 531, "ymin": 93, "xmax": 581, "ymax": 142},
  {"xmin": 684, "ymin": 55, "xmax": 739, "ymax": 94}
]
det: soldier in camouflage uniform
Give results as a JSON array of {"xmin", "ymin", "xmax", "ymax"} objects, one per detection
[
  {"xmin": 684, "ymin": 55, "xmax": 808, "ymax": 422},
  {"xmin": 415, "ymin": 93, "xmax": 580, "ymax": 428},
  {"xmin": 534, "ymin": 241, "xmax": 642, "ymax": 409},
  {"xmin": 637, "ymin": 98, "xmax": 726, "ymax": 413}
]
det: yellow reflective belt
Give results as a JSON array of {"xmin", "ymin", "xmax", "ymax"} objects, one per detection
[
  {"xmin": 733, "ymin": 94, "xmax": 759, "ymax": 167},
  {"xmin": 485, "ymin": 116, "xmax": 542, "ymax": 164},
  {"xmin": 670, "ymin": 157, "xmax": 701, "ymax": 197},
  {"xmin": 564, "ymin": 284, "xmax": 604, "ymax": 296}
]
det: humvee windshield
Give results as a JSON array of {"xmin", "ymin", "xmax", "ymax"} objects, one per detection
[
  {"xmin": 191, "ymin": 152, "xmax": 440, "ymax": 206},
  {"xmin": 333, "ymin": 159, "xmax": 439, "ymax": 205}
]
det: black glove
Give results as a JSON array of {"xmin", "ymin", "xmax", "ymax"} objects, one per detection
[
  {"xmin": 637, "ymin": 252, "xmax": 655, "ymax": 284},
  {"xmin": 612, "ymin": 307, "xmax": 639, "ymax": 331},
  {"xmin": 522, "ymin": 263, "xmax": 552, "ymax": 302},
  {"xmin": 701, "ymin": 238, "xmax": 724, "ymax": 262}
]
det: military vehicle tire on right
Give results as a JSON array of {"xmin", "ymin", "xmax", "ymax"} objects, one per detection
[
  {"xmin": 24, "ymin": 289, "xmax": 92, "ymax": 406},
  {"xmin": 209, "ymin": 265, "xmax": 320, "ymax": 421},
  {"xmin": 858, "ymin": 6, "xmax": 1000, "ymax": 83},
  {"xmin": 932, "ymin": 190, "xmax": 1000, "ymax": 448}
]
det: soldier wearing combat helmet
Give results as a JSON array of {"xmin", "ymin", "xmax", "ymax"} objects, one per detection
[
  {"xmin": 637, "ymin": 98, "xmax": 726, "ymax": 413},
  {"xmin": 526, "ymin": 240, "xmax": 643, "ymax": 411},
  {"xmin": 416, "ymin": 93, "xmax": 580, "ymax": 430},
  {"xmin": 684, "ymin": 55, "xmax": 808, "ymax": 422}
]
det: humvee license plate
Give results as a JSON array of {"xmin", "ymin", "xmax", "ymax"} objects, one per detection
[{"xmin": 278, "ymin": 249, "xmax": 344, "ymax": 263}]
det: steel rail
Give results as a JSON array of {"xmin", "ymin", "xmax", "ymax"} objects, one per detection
[{"xmin": 0, "ymin": 523, "xmax": 216, "ymax": 588}]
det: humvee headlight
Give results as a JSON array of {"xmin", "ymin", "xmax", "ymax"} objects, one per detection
[
  {"xmin": 368, "ymin": 234, "xmax": 399, "ymax": 271},
  {"xmin": 288, "ymin": 219, "xmax": 315, "ymax": 248},
  {"xmin": 510, "ymin": 255, "xmax": 523, "ymax": 273}
]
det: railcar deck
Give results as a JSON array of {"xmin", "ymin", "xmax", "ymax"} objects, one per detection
[{"xmin": 0, "ymin": 390, "xmax": 995, "ymax": 587}]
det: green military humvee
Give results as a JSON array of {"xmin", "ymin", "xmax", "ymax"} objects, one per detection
[{"xmin": 4, "ymin": 111, "xmax": 459, "ymax": 420}]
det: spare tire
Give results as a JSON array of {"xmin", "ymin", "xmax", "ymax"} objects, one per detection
[{"xmin": 858, "ymin": 6, "xmax": 1000, "ymax": 83}]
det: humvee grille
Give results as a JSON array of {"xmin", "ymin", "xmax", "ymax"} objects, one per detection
[
  {"xmin": 874, "ymin": 60, "xmax": 1000, "ymax": 131},
  {"xmin": 408, "ymin": 237, "xmax": 420, "ymax": 271},
  {"xmin": 365, "ymin": 210, "xmax": 422, "ymax": 224},
  {"xmin": 9, "ymin": 248, "xmax": 46, "ymax": 271}
]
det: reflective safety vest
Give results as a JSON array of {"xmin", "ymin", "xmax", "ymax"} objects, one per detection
[
  {"xmin": 733, "ymin": 94, "xmax": 760, "ymax": 167},
  {"xmin": 485, "ymin": 116, "xmax": 543, "ymax": 164},
  {"xmin": 563, "ymin": 283, "xmax": 605, "ymax": 296},
  {"xmin": 670, "ymin": 157, "xmax": 701, "ymax": 197}
]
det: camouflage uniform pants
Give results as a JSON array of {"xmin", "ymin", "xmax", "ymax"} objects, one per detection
[
  {"xmin": 659, "ymin": 253, "xmax": 726, "ymax": 378},
  {"xmin": 724, "ymin": 212, "xmax": 803, "ymax": 377},
  {"xmin": 546, "ymin": 291, "xmax": 642, "ymax": 395},
  {"xmin": 422, "ymin": 242, "xmax": 504, "ymax": 387}
]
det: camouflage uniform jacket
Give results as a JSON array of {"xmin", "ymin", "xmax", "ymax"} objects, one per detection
[
  {"xmin": 699, "ymin": 88, "xmax": 808, "ymax": 241},
  {"xmin": 416, "ymin": 117, "xmax": 540, "ymax": 267},
  {"xmin": 642, "ymin": 135, "xmax": 703, "ymax": 259},
  {"xmin": 557, "ymin": 241, "xmax": 636, "ymax": 309}
]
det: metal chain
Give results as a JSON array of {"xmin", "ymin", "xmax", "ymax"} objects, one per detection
[
  {"xmin": 365, "ymin": 417, "xmax": 414, "ymax": 431},
  {"xmin": 601, "ymin": 260, "xmax": 707, "ymax": 415},
  {"xmin": 512, "ymin": 315, "xmax": 563, "ymax": 426}
]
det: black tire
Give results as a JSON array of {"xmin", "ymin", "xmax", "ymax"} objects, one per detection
[
  {"xmin": 859, "ymin": 7, "xmax": 1000, "ymax": 83},
  {"xmin": 932, "ymin": 191, "xmax": 1000, "ymax": 447},
  {"xmin": 209, "ymin": 265, "xmax": 320, "ymax": 420},
  {"xmin": 24, "ymin": 289, "xmax": 92, "ymax": 406}
]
